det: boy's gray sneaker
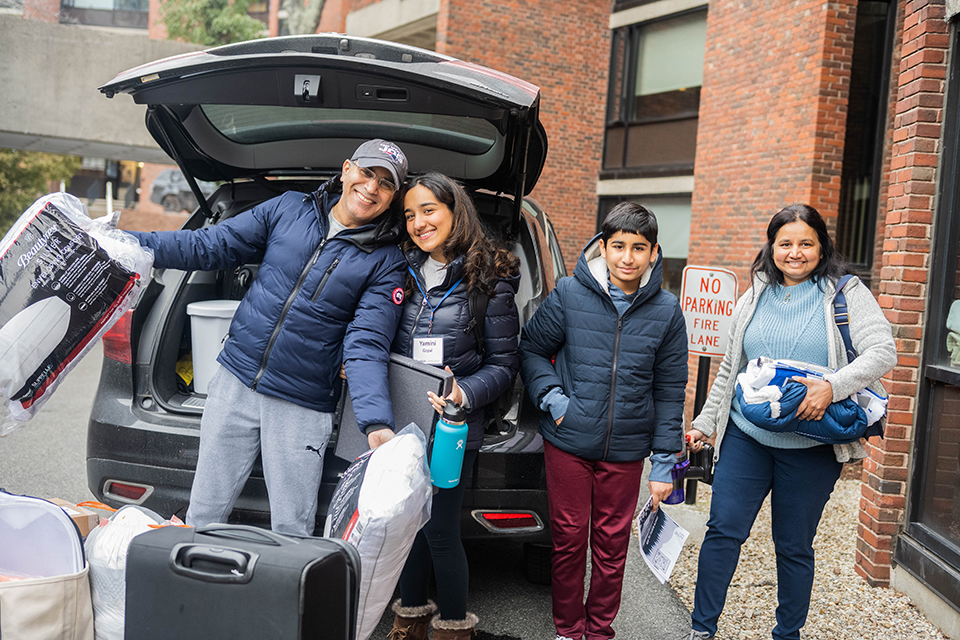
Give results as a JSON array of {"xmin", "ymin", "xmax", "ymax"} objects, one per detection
[{"xmin": 684, "ymin": 631, "xmax": 714, "ymax": 640}]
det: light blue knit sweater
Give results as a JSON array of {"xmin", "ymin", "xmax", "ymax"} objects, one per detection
[
  {"xmin": 730, "ymin": 278, "xmax": 826, "ymax": 448},
  {"xmin": 692, "ymin": 274, "xmax": 898, "ymax": 464}
]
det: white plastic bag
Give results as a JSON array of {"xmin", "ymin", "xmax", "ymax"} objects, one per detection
[
  {"xmin": 0, "ymin": 192, "xmax": 153, "ymax": 435},
  {"xmin": 84, "ymin": 506, "xmax": 168, "ymax": 640},
  {"xmin": 324, "ymin": 424, "xmax": 433, "ymax": 640}
]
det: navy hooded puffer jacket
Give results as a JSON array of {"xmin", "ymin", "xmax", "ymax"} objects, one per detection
[
  {"xmin": 129, "ymin": 181, "xmax": 406, "ymax": 434},
  {"xmin": 392, "ymin": 250, "xmax": 520, "ymax": 449},
  {"xmin": 519, "ymin": 234, "xmax": 688, "ymax": 463}
]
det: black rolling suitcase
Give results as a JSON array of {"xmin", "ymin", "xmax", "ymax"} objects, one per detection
[{"xmin": 124, "ymin": 524, "xmax": 360, "ymax": 640}]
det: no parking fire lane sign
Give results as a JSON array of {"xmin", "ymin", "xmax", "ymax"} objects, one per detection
[{"xmin": 680, "ymin": 266, "xmax": 738, "ymax": 358}]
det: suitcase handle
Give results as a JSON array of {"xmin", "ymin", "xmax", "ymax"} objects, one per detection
[
  {"xmin": 170, "ymin": 543, "xmax": 259, "ymax": 584},
  {"xmin": 195, "ymin": 524, "xmax": 287, "ymax": 547}
]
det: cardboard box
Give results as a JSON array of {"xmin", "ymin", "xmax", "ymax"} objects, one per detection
[{"xmin": 49, "ymin": 499, "xmax": 100, "ymax": 538}]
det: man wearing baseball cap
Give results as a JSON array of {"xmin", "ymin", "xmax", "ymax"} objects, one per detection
[{"xmin": 128, "ymin": 139, "xmax": 409, "ymax": 536}]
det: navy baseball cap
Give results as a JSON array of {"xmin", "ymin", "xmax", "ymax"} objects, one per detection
[{"xmin": 351, "ymin": 139, "xmax": 408, "ymax": 188}]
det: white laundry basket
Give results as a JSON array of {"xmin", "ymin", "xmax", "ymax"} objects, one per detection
[{"xmin": 186, "ymin": 300, "xmax": 240, "ymax": 394}]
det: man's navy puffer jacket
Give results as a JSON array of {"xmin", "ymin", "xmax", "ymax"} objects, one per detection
[
  {"xmin": 519, "ymin": 235, "xmax": 688, "ymax": 462},
  {"xmin": 392, "ymin": 250, "xmax": 520, "ymax": 450},
  {"xmin": 130, "ymin": 182, "xmax": 406, "ymax": 434}
]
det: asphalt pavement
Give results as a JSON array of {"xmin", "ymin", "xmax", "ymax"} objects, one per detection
[{"xmin": 0, "ymin": 341, "xmax": 699, "ymax": 640}]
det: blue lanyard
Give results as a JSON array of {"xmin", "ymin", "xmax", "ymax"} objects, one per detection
[{"xmin": 409, "ymin": 266, "xmax": 462, "ymax": 335}]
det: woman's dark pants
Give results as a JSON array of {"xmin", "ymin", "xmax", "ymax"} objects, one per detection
[
  {"xmin": 691, "ymin": 423, "xmax": 842, "ymax": 640},
  {"xmin": 399, "ymin": 448, "xmax": 479, "ymax": 621}
]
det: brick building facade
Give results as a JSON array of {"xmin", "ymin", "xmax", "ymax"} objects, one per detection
[{"xmin": 320, "ymin": 0, "xmax": 960, "ymax": 630}]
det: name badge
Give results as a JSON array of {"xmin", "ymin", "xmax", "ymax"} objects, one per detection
[{"xmin": 413, "ymin": 337, "xmax": 444, "ymax": 365}]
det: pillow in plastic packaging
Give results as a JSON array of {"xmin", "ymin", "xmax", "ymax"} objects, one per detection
[
  {"xmin": 84, "ymin": 505, "xmax": 170, "ymax": 640},
  {"xmin": 324, "ymin": 424, "xmax": 432, "ymax": 640},
  {"xmin": 0, "ymin": 192, "xmax": 153, "ymax": 435}
]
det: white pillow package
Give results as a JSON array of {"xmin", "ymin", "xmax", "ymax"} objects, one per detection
[
  {"xmin": 324, "ymin": 424, "xmax": 433, "ymax": 640},
  {"xmin": 0, "ymin": 192, "xmax": 152, "ymax": 435}
]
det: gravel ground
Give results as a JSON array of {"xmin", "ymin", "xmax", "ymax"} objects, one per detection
[{"xmin": 668, "ymin": 478, "xmax": 949, "ymax": 639}]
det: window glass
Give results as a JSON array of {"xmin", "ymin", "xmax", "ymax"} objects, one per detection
[
  {"xmin": 625, "ymin": 120, "xmax": 698, "ymax": 167},
  {"xmin": 65, "ymin": 0, "xmax": 113, "ymax": 8},
  {"xmin": 603, "ymin": 10, "xmax": 707, "ymax": 172},
  {"xmin": 836, "ymin": 0, "xmax": 894, "ymax": 276},
  {"xmin": 938, "ymin": 250, "xmax": 960, "ymax": 369},
  {"xmin": 201, "ymin": 105, "xmax": 498, "ymax": 155},
  {"xmin": 635, "ymin": 12, "xmax": 707, "ymax": 97},
  {"xmin": 918, "ymin": 384, "xmax": 960, "ymax": 546}
]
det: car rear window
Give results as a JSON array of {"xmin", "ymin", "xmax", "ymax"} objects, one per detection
[{"xmin": 201, "ymin": 105, "xmax": 499, "ymax": 155}]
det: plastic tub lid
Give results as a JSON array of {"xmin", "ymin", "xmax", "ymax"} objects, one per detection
[{"xmin": 186, "ymin": 300, "xmax": 241, "ymax": 318}]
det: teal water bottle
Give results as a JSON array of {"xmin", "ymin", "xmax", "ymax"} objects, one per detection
[{"xmin": 430, "ymin": 403, "xmax": 468, "ymax": 488}]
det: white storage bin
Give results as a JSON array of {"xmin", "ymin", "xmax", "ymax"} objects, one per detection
[{"xmin": 186, "ymin": 300, "xmax": 240, "ymax": 394}]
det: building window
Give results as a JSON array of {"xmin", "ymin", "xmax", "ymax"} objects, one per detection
[
  {"xmin": 60, "ymin": 0, "xmax": 148, "ymax": 28},
  {"xmin": 597, "ymin": 194, "xmax": 690, "ymax": 294},
  {"xmin": 836, "ymin": 0, "xmax": 895, "ymax": 279},
  {"xmin": 603, "ymin": 10, "xmax": 707, "ymax": 177}
]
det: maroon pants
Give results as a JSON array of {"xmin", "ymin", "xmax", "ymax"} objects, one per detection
[{"xmin": 544, "ymin": 440, "xmax": 645, "ymax": 640}]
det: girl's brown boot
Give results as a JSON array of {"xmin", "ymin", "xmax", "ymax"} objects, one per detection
[{"xmin": 388, "ymin": 600, "xmax": 436, "ymax": 640}]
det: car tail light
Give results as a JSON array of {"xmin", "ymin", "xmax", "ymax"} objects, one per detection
[
  {"xmin": 102, "ymin": 310, "xmax": 133, "ymax": 364},
  {"xmin": 103, "ymin": 480, "xmax": 153, "ymax": 504},
  {"xmin": 471, "ymin": 510, "xmax": 543, "ymax": 533}
]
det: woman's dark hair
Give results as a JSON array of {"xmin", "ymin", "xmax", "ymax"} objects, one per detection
[
  {"xmin": 400, "ymin": 172, "xmax": 520, "ymax": 295},
  {"xmin": 750, "ymin": 203, "xmax": 850, "ymax": 287}
]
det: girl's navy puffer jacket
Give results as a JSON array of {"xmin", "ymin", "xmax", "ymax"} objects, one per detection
[
  {"xmin": 129, "ymin": 183, "xmax": 406, "ymax": 434},
  {"xmin": 392, "ymin": 250, "xmax": 520, "ymax": 450},
  {"xmin": 519, "ymin": 235, "xmax": 688, "ymax": 462}
]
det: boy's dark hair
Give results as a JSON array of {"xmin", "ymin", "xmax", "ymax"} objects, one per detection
[{"xmin": 601, "ymin": 202, "xmax": 658, "ymax": 246}]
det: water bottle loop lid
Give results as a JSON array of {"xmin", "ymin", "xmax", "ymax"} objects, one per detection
[{"xmin": 441, "ymin": 401, "xmax": 466, "ymax": 423}]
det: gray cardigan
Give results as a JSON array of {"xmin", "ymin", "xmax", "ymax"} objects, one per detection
[{"xmin": 691, "ymin": 274, "xmax": 897, "ymax": 463}]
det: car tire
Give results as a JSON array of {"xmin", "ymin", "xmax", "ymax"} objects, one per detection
[
  {"xmin": 161, "ymin": 194, "xmax": 182, "ymax": 212},
  {"xmin": 523, "ymin": 542, "xmax": 551, "ymax": 585}
]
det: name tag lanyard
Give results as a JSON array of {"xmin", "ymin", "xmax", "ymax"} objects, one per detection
[{"xmin": 409, "ymin": 266, "xmax": 462, "ymax": 335}]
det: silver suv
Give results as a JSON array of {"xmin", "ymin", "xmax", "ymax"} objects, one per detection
[{"xmin": 149, "ymin": 169, "xmax": 216, "ymax": 212}]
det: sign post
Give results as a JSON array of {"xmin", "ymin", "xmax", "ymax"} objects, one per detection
[{"xmin": 679, "ymin": 265, "xmax": 738, "ymax": 503}]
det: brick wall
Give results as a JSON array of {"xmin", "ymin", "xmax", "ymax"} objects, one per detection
[
  {"xmin": 860, "ymin": 0, "xmax": 947, "ymax": 587},
  {"xmin": 148, "ymin": 0, "xmax": 168, "ymax": 40},
  {"xmin": 685, "ymin": 0, "xmax": 858, "ymax": 422},
  {"xmin": 23, "ymin": 0, "xmax": 60, "ymax": 23},
  {"xmin": 439, "ymin": 1, "xmax": 608, "ymax": 267},
  {"xmin": 318, "ymin": 0, "xmax": 609, "ymax": 268},
  {"xmin": 690, "ymin": 0, "xmax": 857, "ymax": 288}
]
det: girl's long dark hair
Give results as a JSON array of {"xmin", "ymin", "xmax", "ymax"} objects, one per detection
[
  {"xmin": 750, "ymin": 203, "xmax": 850, "ymax": 288},
  {"xmin": 400, "ymin": 172, "xmax": 520, "ymax": 295}
]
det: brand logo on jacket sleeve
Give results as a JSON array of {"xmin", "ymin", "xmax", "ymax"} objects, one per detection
[{"xmin": 392, "ymin": 287, "xmax": 404, "ymax": 305}]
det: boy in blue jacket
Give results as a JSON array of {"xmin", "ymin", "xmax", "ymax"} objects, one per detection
[{"xmin": 519, "ymin": 202, "xmax": 688, "ymax": 640}]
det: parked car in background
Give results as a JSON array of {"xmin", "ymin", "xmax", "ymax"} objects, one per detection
[
  {"xmin": 149, "ymin": 169, "xmax": 217, "ymax": 212},
  {"xmin": 89, "ymin": 34, "xmax": 565, "ymax": 582}
]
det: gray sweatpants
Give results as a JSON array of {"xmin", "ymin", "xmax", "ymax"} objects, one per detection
[{"xmin": 186, "ymin": 365, "xmax": 333, "ymax": 536}]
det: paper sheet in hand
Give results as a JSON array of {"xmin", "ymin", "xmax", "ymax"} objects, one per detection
[{"xmin": 635, "ymin": 497, "xmax": 689, "ymax": 584}]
